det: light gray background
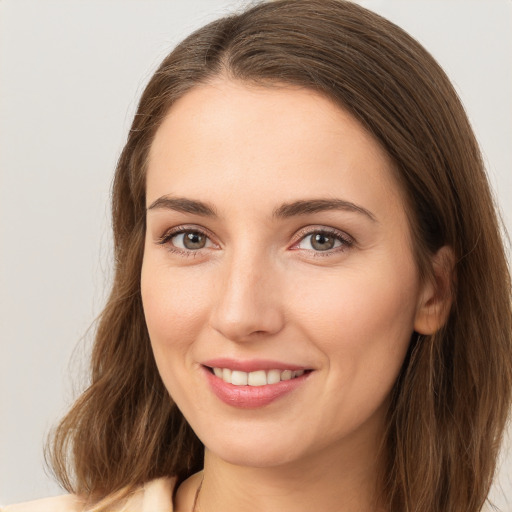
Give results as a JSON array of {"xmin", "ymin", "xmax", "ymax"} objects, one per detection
[{"xmin": 1, "ymin": 0, "xmax": 511, "ymax": 508}]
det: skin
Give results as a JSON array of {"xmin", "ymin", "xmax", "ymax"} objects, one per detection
[{"xmin": 141, "ymin": 78, "xmax": 451, "ymax": 512}]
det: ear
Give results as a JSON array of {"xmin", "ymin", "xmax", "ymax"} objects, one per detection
[{"xmin": 414, "ymin": 245, "xmax": 455, "ymax": 335}]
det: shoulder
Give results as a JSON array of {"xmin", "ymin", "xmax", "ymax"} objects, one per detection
[
  {"xmin": 1, "ymin": 477, "xmax": 176, "ymax": 512},
  {"xmin": 1, "ymin": 494, "xmax": 83, "ymax": 512}
]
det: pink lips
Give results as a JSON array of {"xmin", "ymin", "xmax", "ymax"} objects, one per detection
[
  {"xmin": 201, "ymin": 359, "xmax": 312, "ymax": 409},
  {"xmin": 203, "ymin": 358, "xmax": 308, "ymax": 372}
]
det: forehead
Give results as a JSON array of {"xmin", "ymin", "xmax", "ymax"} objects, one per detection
[{"xmin": 146, "ymin": 79, "xmax": 405, "ymax": 223}]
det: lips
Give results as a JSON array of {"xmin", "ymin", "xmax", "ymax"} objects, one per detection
[
  {"xmin": 212, "ymin": 367, "xmax": 306, "ymax": 386},
  {"xmin": 201, "ymin": 359, "xmax": 313, "ymax": 408}
]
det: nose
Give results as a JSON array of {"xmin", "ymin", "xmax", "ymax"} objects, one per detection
[{"xmin": 209, "ymin": 251, "xmax": 285, "ymax": 342}]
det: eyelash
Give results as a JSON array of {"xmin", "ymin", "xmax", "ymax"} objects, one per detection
[
  {"xmin": 157, "ymin": 225, "xmax": 215, "ymax": 258},
  {"xmin": 292, "ymin": 227, "xmax": 354, "ymax": 257},
  {"xmin": 156, "ymin": 225, "xmax": 354, "ymax": 258}
]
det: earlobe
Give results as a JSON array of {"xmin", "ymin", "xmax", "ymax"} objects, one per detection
[{"xmin": 414, "ymin": 245, "xmax": 455, "ymax": 335}]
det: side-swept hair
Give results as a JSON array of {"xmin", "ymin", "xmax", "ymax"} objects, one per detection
[{"xmin": 48, "ymin": 1, "xmax": 512, "ymax": 511}]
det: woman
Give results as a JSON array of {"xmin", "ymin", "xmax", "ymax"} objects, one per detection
[{"xmin": 3, "ymin": 0, "xmax": 511, "ymax": 511}]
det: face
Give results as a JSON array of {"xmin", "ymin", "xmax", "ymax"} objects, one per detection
[{"xmin": 141, "ymin": 79, "xmax": 432, "ymax": 470}]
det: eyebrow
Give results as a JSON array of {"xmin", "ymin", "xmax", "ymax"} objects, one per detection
[
  {"xmin": 147, "ymin": 196, "xmax": 219, "ymax": 217},
  {"xmin": 147, "ymin": 195, "xmax": 376, "ymax": 222},
  {"xmin": 273, "ymin": 198, "xmax": 377, "ymax": 222}
]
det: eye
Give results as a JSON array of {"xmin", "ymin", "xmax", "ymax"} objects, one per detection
[
  {"xmin": 157, "ymin": 227, "xmax": 215, "ymax": 253},
  {"xmin": 293, "ymin": 228, "xmax": 353, "ymax": 254},
  {"xmin": 172, "ymin": 231, "xmax": 209, "ymax": 250}
]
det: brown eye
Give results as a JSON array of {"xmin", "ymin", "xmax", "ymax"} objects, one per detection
[
  {"xmin": 171, "ymin": 231, "xmax": 208, "ymax": 250},
  {"xmin": 310, "ymin": 233, "xmax": 336, "ymax": 251},
  {"xmin": 295, "ymin": 229, "xmax": 352, "ymax": 254}
]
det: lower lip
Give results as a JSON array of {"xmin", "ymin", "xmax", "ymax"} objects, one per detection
[{"xmin": 203, "ymin": 367, "xmax": 311, "ymax": 409}]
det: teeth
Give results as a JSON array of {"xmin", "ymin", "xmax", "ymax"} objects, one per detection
[
  {"xmin": 267, "ymin": 369, "xmax": 281, "ymax": 384},
  {"xmin": 231, "ymin": 370, "xmax": 248, "ymax": 385},
  {"xmin": 248, "ymin": 370, "xmax": 267, "ymax": 386},
  {"xmin": 212, "ymin": 367, "xmax": 307, "ymax": 386},
  {"xmin": 281, "ymin": 369, "xmax": 293, "ymax": 381}
]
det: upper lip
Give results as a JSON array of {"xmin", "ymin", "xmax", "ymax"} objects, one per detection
[{"xmin": 202, "ymin": 358, "xmax": 311, "ymax": 373}]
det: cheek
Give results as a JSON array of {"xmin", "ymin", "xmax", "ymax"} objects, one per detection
[
  {"xmin": 290, "ymin": 258, "xmax": 419, "ymax": 382},
  {"xmin": 140, "ymin": 258, "xmax": 210, "ymax": 375},
  {"xmin": 288, "ymin": 263, "xmax": 419, "ymax": 437}
]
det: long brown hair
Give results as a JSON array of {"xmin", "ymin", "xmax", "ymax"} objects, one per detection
[{"xmin": 47, "ymin": 1, "xmax": 512, "ymax": 510}]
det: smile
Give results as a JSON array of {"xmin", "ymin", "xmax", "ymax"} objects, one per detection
[
  {"xmin": 202, "ymin": 363, "xmax": 313, "ymax": 408},
  {"xmin": 211, "ymin": 367, "xmax": 307, "ymax": 386}
]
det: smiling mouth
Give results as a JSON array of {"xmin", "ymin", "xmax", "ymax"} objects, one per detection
[{"xmin": 207, "ymin": 367, "xmax": 312, "ymax": 387}]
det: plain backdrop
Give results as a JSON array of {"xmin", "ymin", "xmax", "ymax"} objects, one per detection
[{"xmin": 1, "ymin": 0, "xmax": 511, "ymax": 507}]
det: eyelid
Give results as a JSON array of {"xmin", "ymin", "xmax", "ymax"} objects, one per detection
[
  {"xmin": 290, "ymin": 226, "xmax": 355, "ymax": 254},
  {"xmin": 293, "ymin": 225, "xmax": 354, "ymax": 242},
  {"xmin": 156, "ymin": 224, "xmax": 218, "ymax": 251},
  {"xmin": 155, "ymin": 224, "xmax": 354, "ymax": 256}
]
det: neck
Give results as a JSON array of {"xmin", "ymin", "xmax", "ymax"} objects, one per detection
[{"xmin": 196, "ymin": 434, "xmax": 386, "ymax": 512}]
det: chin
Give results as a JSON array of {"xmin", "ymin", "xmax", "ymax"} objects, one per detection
[
  {"xmin": 209, "ymin": 443, "xmax": 302, "ymax": 469},
  {"xmin": 199, "ymin": 427, "xmax": 310, "ymax": 469}
]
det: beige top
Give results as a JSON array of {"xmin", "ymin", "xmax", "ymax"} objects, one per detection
[
  {"xmin": 2, "ymin": 477, "xmax": 495, "ymax": 512},
  {"xmin": 1, "ymin": 477, "xmax": 176, "ymax": 512}
]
